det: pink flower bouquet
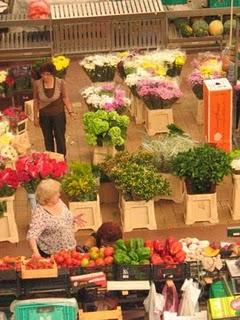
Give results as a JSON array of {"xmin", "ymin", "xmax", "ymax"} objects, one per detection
[
  {"xmin": 136, "ymin": 79, "xmax": 182, "ymax": 109},
  {"xmin": 0, "ymin": 168, "xmax": 19, "ymax": 197},
  {"xmin": 16, "ymin": 152, "xmax": 68, "ymax": 193}
]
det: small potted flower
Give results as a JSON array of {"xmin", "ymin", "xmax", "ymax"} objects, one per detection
[
  {"xmin": 171, "ymin": 143, "xmax": 231, "ymax": 224},
  {"xmin": 2, "ymin": 107, "xmax": 28, "ymax": 135},
  {"xmin": 0, "ymin": 70, "xmax": 8, "ymax": 97},
  {"xmin": 229, "ymin": 149, "xmax": 240, "ymax": 220},
  {"xmin": 80, "ymin": 54, "xmax": 119, "ymax": 82},
  {"xmin": 142, "ymin": 124, "xmax": 197, "ymax": 203},
  {"xmin": 83, "ymin": 110, "xmax": 130, "ymax": 164},
  {"xmin": 0, "ymin": 167, "xmax": 19, "ymax": 243},
  {"xmin": 100, "ymin": 151, "xmax": 169, "ymax": 232},
  {"xmin": 81, "ymin": 83, "xmax": 130, "ymax": 114},
  {"xmin": 16, "ymin": 152, "xmax": 67, "ymax": 208},
  {"xmin": 136, "ymin": 78, "xmax": 182, "ymax": 135},
  {"xmin": 61, "ymin": 161, "xmax": 101, "ymax": 231}
]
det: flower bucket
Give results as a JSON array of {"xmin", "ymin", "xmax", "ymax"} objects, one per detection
[
  {"xmin": 27, "ymin": 193, "xmax": 37, "ymax": 210},
  {"xmin": 0, "ymin": 195, "xmax": 19, "ymax": 243}
]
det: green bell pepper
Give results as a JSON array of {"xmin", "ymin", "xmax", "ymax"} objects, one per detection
[
  {"xmin": 115, "ymin": 239, "xmax": 127, "ymax": 252},
  {"xmin": 136, "ymin": 247, "xmax": 151, "ymax": 261},
  {"xmin": 128, "ymin": 250, "xmax": 139, "ymax": 262}
]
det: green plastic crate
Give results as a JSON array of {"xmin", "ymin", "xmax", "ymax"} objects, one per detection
[
  {"xmin": 209, "ymin": 280, "xmax": 232, "ymax": 298},
  {"xmin": 13, "ymin": 298, "xmax": 78, "ymax": 320},
  {"xmin": 209, "ymin": 0, "xmax": 231, "ymax": 7},
  {"xmin": 162, "ymin": 0, "xmax": 187, "ymax": 5}
]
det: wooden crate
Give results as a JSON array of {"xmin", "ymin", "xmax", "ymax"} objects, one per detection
[
  {"xmin": 24, "ymin": 99, "xmax": 34, "ymax": 122},
  {"xmin": 79, "ymin": 306, "xmax": 122, "ymax": 320},
  {"xmin": 44, "ymin": 151, "xmax": 65, "ymax": 161},
  {"xmin": 20, "ymin": 258, "xmax": 58, "ymax": 279},
  {"xmin": 144, "ymin": 106, "xmax": 174, "ymax": 136},
  {"xmin": 134, "ymin": 97, "xmax": 145, "ymax": 125},
  {"xmin": 0, "ymin": 195, "xmax": 19, "ymax": 243},
  {"xmin": 185, "ymin": 192, "xmax": 218, "ymax": 225},
  {"xmin": 119, "ymin": 194, "xmax": 157, "ymax": 232},
  {"xmin": 69, "ymin": 194, "xmax": 102, "ymax": 231}
]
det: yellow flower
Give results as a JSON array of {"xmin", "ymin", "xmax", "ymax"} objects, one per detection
[
  {"xmin": 175, "ymin": 55, "xmax": 186, "ymax": 66},
  {"xmin": 0, "ymin": 133, "xmax": 13, "ymax": 145},
  {"xmin": 52, "ymin": 55, "xmax": 70, "ymax": 71},
  {"xmin": 117, "ymin": 51, "xmax": 129, "ymax": 59}
]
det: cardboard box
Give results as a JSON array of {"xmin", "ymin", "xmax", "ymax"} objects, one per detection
[{"xmin": 203, "ymin": 78, "xmax": 232, "ymax": 152}]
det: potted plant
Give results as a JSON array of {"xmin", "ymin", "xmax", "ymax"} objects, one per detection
[
  {"xmin": 16, "ymin": 152, "xmax": 67, "ymax": 209},
  {"xmin": 136, "ymin": 78, "xmax": 182, "ymax": 135},
  {"xmin": 81, "ymin": 83, "xmax": 130, "ymax": 114},
  {"xmin": 80, "ymin": 54, "xmax": 119, "ymax": 82},
  {"xmin": 3, "ymin": 107, "xmax": 28, "ymax": 135},
  {"xmin": 229, "ymin": 149, "xmax": 240, "ymax": 220},
  {"xmin": 61, "ymin": 161, "xmax": 101, "ymax": 231},
  {"xmin": 171, "ymin": 143, "xmax": 231, "ymax": 224},
  {"xmin": 0, "ymin": 167, "xmax": 19, "ymax": 243},
  {"xmin": 83, "ymin": 110, "xmax": 130, "ymax": 165},
  {"xmin": 101, "ymin": 151, "xmax": 170, "ymax": 232},
  {"xmin": 142, "ymin": 124, "xmax": 197, "ymax": 203}
]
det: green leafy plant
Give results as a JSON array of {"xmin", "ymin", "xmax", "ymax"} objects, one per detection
[
  {"xmin": 142, "ymin": 127, "xmax": 197, "ymax": 173},
  {"xmin": 171, "ymin": 144, "xmax": 231, "ymax": 194},
  {"xmin": 0, "ymin": 201, "xmax": 6, "ymax": 218},
  {"xmin": 100, "ymin": 151, "xmax": 170, "ymax": 201},
  {"xmin": 83, "ymin": 110, "xmax": 129, "ymax": 148},
  {"xmin": 61, "ymin": 161, "xmax": 98, "ymax": 201}
]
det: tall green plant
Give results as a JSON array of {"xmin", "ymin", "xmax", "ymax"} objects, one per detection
[
  {"xmin": 171, "ymin": 144, "xmax": 231, "ymax": 194},
  {"xmin": 61, "ymin": 161, "xmax": 98, "ymax": 201}
]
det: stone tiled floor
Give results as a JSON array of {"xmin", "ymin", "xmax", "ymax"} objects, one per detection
[{"xmin": 0, "ymin": 53, "xmax": 238, "ymax": 258}]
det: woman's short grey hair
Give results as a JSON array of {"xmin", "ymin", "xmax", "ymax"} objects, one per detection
[{"xmin": 36, "ymin": 179, "xmax": 61, "ymax": 205}]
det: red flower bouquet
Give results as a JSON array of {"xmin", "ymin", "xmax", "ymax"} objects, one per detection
[
  {"xmin": 0, "ymin": 168, "xmax": 19, "ymax": 197},
  {"xmin": 16, "ymin": 152, "xmax": 68, "ymax": 194},
  {"xmin": 3, "ymin": 107, "xmax": 28, "ymax": 134}
]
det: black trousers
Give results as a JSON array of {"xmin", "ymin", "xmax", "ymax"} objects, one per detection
[{"xmin": 39, "ymin": 112, "xmax": 66, "ymax": 156}]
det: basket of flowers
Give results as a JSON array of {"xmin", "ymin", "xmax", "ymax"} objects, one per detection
[{"xmin": 2, "ymin": 107, "xmax": 28, "ymax": 135}]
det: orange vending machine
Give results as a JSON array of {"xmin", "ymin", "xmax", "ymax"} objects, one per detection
[{"xmin": 203, "ymin": 78, "xmax": 233, "ymax": 152}]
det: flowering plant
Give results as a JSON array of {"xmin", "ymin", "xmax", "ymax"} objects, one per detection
[
  {"xmin": 82, "ymin": 83, "xmax": 130, "ymax": 113},
  {"xmin": 2, "ymin": 107, "xmax": 28, "ymax": 134},
  {"xmin": 83, "ymin": 110, "xmax": 129, "ymax": 147},
  {"xmin": 32, "ymin": 55, "xmax": 70, "ymax": 79},
  {"xmin": 137, "ymin": 78, "xmax": 182, "ymax": 109},
  {"xmin": 229, "ymin": 150, "xmax": 240, "ymax": 174},
  {"xmin": 80, "ymin": 54, "xmax": 119, "ymax": 82},
  {"xmin": 0, "ymin": 70, "xmax": 14, "ymax": 96},
  {"xmin": 0, "ymin": 168, "xmax": 19, "ymax": 197},
  {"xmin": 16, "ymin": 152, "xmax": 68, "ymax": 194},
  {"xmin": 52, "ymin": 55, "xmax": 70, "ymax": 71}
]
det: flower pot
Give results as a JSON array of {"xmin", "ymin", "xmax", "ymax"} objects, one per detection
[
  {"xmin": 144, "ymin": 106, "xmax": 174, "ymax": 136},
  {"xmin": 185, "ymin": 191, "xmax": 218, "ymax": 225},
  {"xmin": 93, "ymin": 145, "xmax": 117, "ymax": 165},
  {"xmin": 230, "ymin": 173, "xmax": 240, "ymax": 220},
  {"xmin": 99, "ymin": 181, "xmax": 119, "ymax": 204},
  {"xmin": 69, "ymin": 194, "xmax": 102, "ymax": 231},
  {"xmin": 27, "ymin": 193, "xmax": 37, "ymax": 210},
  {"xmin": 119, "ymin": 194, "xmax": 157, "ymax": 232},
  {"xmin": 155, "ymin": 173, "xmax": 185, "ymax": 203},
  {"xmin": 0, "ymin": 195, "xmax": 19, "ymax": 243}
]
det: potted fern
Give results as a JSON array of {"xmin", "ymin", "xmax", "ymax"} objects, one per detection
[
  {"xmin": 142, "ymin": 124, "xmax": 197, "ymax": 203},
  {"xmin": 61, "ymin": 161, "xmax": 102, "ymax": 231},
  {"xmin": 101, "ymin": 151, "xmax": 170, "ymax": 232},
  {"xmin": 171, "ymin": 143, "xmax": 231, "ymax": 224}
]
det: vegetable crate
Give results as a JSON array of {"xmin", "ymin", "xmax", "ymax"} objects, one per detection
[
  {"xmin": 70, "ymin": 265, "xmax": 116, "ymax": 281},
  {"xmin": 13, "ymin": 298, "xmax": 78, "ymax": 320},
  {"xmin": 20, "ymin": 258, "xmax": 58, "ymax": 279},
  {"xmin": 152, "ymin": 263, "xmax": 189, "ymax": 281},
  {"xmin": 115, "ymin": 264, "xmax": 151, "ymax": 281}
]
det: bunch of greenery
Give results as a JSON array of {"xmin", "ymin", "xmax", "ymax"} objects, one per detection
[
  {"xmin": 100, "ymin": 151, "xmax": 170, "ymax": 201},
  {"xmin": 142, "ymin": 124, "xmax": 197, "ymax": 173},
  {"xmin": 61, "ymin": 161, "xmax": 99, "ymax": 202},
  {"xmin": 83, "ymin": 110, "xmax": 129, "ymax": 148},
  {"xmin": 171, "ymin": 143, "xmax": 231, "ymax": 194}
]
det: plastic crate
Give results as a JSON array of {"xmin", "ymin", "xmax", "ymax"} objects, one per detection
[
  {"xmin": 115, "ymin": 264, "xmax": 151, "ymax": 281},
  {"xmin": 209, "ymin": 0, "xmax": 230, "ymax": 7},
  {"xmin": 162, "ymin": 0, "xmax": 187, "ymax": 4},
  {"xmin": 152, "ymin": 263, "xmax": 189, "ymax": 281},
  {"xmin": 70, "ymin": 265, "xmax": 115, "ymax": 281},
  {"xmin": 13, "ymin": 298, "xmax": 78, "ymax": 320}
]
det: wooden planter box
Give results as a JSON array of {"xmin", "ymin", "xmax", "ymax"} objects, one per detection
[
  {"xmin": 99, "ymin": 181, "xmax": 119, "ymax": 204},
  {"xmin": 230, "ymin": 174, "xmax": 240, "ymax": 220},
  {"xmin": 93, "ymin": 145, "xmax": 116, "ymax": 165},
  {"xmin": 69, "ymin": 194, "xmax": 102, "ymax": 231},
  {"xmin": 134, "ymin": 97, "xmax": 145, "ymax": 125},
  {"xmin": 195, "ymin": 99, "xmax": 204, "ymax": 125},
  {"xmin": 155, "ymin": 173, "xmax": 185, "ymax": 203},
  {"xmin": 129, "ymin": 92, "xmax": 137, "ymax": 117},
  {"xmin": 0, "ymin": 195, "xmax": 19, "ymax": 243},
  {"xmin": 144, "ymin": 106, "xmax": 174, "ymax": 136},
  {"xmin": 119, "ymin": 195, "xmax": 157, "ymax": 232},
  {"xmin": 44, "ymin": 151, "xmax": 64, "ymax": 161},
  {"xmin": 185, "ymin": 192, "xmax": 218, "ymax": 225}
]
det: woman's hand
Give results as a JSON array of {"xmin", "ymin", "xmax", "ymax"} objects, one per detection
[{"xmin": 74, "ymin": 214, "xmax": 87, "ymax": 228}]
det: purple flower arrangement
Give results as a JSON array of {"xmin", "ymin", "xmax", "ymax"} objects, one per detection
[{"xmin": 136, "ymin": 79, "xmax": 182, "ymax": 109}]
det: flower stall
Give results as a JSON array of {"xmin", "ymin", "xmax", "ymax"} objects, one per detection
[
  {"xmin": 81, "ymin": 83, "xmax": 130, "ymax": 114},
  {"xmin": 0, "ymin": 167, "xmax": 19, "ymax": 243},
  {"xmin": 83, "ymin": 110, "xmax": 130, "ymax": 165},
  {"xmin": 80, "ymin": 54, "xmax": 119, "ymax": 82}
]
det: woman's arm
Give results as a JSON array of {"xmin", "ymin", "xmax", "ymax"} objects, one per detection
[
  {"xmin": 27, "ymin": 206, "xmax": 46, "ymax": 255},
  {"xmin": 61, "ymin": 80, "xmax": 74, "ymax": 116},
  {"xmin": 28, "ymin": 238, "xmax": 41, "ymax": 256},
  {"xmin": 33, "ymin": 81, "xmax": 40, "ymax": 127}
]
